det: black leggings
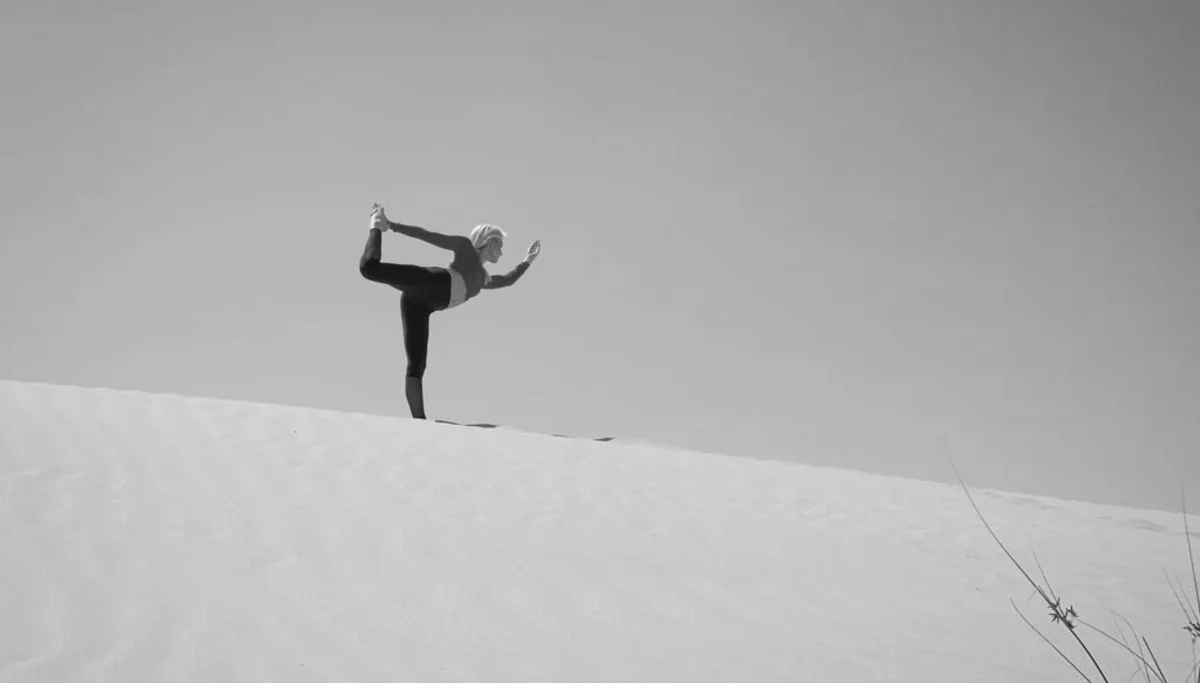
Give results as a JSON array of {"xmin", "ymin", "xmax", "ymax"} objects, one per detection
[{"xmin": 359, "ymin": 230, "xmax": 451, "ymax": 378}]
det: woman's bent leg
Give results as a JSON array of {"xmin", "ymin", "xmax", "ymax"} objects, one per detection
[
  {"xmin": 359, "ymin": 228, "xmax": 385, "ymax": 277},
  {"xmin": 359, "ymin": 229, "xmax": 445, "ymax": 294}
]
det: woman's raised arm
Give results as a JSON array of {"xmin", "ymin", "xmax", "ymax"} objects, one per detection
[{"xmin": 372, "ymin": 204, "xmax": 470, "ymax": 252}]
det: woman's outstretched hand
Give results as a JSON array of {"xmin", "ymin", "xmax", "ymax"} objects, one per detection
[{"xmin": 524, "ymin": 240, "xmax": 541, "ymax": 264}]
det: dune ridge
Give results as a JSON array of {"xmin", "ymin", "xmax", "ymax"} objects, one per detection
[{"xmin": 1, "ymin": 379, "xmax": 1196, "ymax": 682}]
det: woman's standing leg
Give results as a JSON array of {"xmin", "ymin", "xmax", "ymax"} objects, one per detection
[
  {"xmin": 400, "ymin": 296, "xmax": 432, "ymax": 419},
  {"xmin": 360, "ymin": 224, "xmax": 449, "ymax": 418}
]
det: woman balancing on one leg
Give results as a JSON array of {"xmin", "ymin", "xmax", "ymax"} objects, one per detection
[{"xmin": 359, "ymin": 203, "xmax": 541, "ymax": 419}]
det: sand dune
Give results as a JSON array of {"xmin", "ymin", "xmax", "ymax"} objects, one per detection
[{"xmin": 1, "ymin": 379, "xmax": 1196, "ymax": 682}]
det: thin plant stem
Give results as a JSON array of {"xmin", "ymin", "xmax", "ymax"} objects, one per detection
[
  {"xmin": 1013, "ymin": 600, "xmax": 1095, "ymax": 683},
  {"xmin": 1167, "ymin": 571, "xmax": 1198, "ymax": 627},
  {"xmin": 947, "ymin": 455, "xmax": 1111, "ymax": 683},
  {"xmin": 1111, "ymin": 612, "xmax": 1153, "ymax": 683},
  {"xmin": 1034, "ymin": 548, "xmax": 1059, "ymax": 601},
  {"xmin": 1142, "ymin": 637, "xmax": 1168, "ymax": 683},
  {"xmin": 1185, "ymin": 493, "xmax": 1199, "ymax": 614},
  {"xmin": 1077, "ymin": 618, "xmax": 1167, "ymax": 683}
]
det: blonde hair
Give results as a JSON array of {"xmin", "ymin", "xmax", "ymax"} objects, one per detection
[{"xmin": 469, "ymin": 223, "xmax": 506, "ymax": 250}]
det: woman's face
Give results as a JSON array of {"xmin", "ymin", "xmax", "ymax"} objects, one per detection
[{"xmin": 483, "ymin": 239, "xmax": 503, "ymax": 263}]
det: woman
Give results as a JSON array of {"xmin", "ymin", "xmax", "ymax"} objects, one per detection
[{"xmin": 359, "ymin": 203, "xmax": 541, "ymax": 419}]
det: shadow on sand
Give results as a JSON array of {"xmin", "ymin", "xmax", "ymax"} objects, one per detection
[{"xmin": 435, "ymin": 420, "xmax": 615, "ymax": 442}]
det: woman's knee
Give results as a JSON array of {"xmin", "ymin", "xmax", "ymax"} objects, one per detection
[{"xmin": 359, "ymin": 256, "xmax": 380, "ymax": 281}]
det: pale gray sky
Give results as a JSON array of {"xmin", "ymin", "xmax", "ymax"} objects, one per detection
[{"xmin": 2, "ymin": 0, "xmax": 1198, "ymax": 512}]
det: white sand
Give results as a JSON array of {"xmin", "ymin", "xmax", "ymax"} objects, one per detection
[{"xmin": 1, "ymin": 379, "xmax": 1197, "ymax": 682}]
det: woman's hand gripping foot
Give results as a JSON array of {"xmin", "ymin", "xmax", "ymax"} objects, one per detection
[{"xmin": 369, "ymin": 203, "xmax": 390, "ymax": 232}]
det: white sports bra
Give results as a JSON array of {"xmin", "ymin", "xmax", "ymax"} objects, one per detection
[{"xmin": 447, "ymin": 267, "xmax": 468, "ymax": 309}]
